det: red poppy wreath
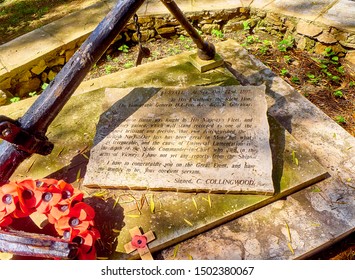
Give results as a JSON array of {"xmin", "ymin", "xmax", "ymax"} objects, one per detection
[{"xmin": 0, "ymin": 178, "xmax": 100, "ymax": 259}]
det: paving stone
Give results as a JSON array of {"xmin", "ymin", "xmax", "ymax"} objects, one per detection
[
  {"xmin": 0, "ymin": 60, "xmax": 7, "ymax": 77},
  {"xmin": 137, "ymin": 0, "xmax": 244, "ymax": 16},
  {"xmin": 272, "ymin": 0, "xmax": 335, "ymax": 17},
  {"xmin": 18, "ymin": 71, "xmax": 32, "ymax": 83},
  {"xmin": 0, "ymin": 29, "xmax": 63, "ymax": 73},
  {"xmin": 263, "ymin": 0, "xmax": 339, "ymax": 22},
  {"xmin": 41, "ymin": 2, "xmax": 110, "ymax": 45},
  {"xmin": 248, "ymin": 0, "xmax": 277, "ymax": 10},
  {"xmin": 321, "ymin": 0, "xmax": 355, "ymax": 31},
  {"xmin": 103, "ymin": 0, "xmax": 120, "ymax": 9},
  {"xmin": 14, "ymin": 77, "xmax": 41, "ymax": 97}
]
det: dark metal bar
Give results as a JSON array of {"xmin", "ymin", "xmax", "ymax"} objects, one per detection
[
  {"xmin": 160, "ymin": 0, "xmax": 216, "ymax": 60},
  {"xmin": 0, "ymin": 0, "xmax": 146, "ymax": 184}
]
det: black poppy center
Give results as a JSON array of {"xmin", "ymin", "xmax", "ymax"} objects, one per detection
[
  {"xmin": 2, "ymin": 194, "xmax": 12, "ymax": 205},
  {"xmin": 42, "ymin": 192, "xmax": 53, "ymax": 202}
]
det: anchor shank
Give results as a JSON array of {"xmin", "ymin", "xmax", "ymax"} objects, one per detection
[{"xmin": 160, "ymin": 0, "xmax": 216, "ymax": 60}]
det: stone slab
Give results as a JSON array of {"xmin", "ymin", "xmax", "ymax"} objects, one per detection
[
  {"xmin": 321, "ymin": 0, "xmax": 355, "ymax": 31},
  {"xmin": 248, "ymin": 0, "xmax": 278, "ymax": 10},
  {"xmin": 76, "ymin": 51, "xmax": 237, "ymax": 95},
  {"xmin": 0, "ymin": 61, "xmax": 7, "ymax": 78},
  {"xmin": 86, "ymin": 112, "xmax": 327, "ymax": 260},
  {"xmin": 41, "ymin": 2, "xmax": 111, "ymax": 45},
  {"xmin": 0, "ymin": 29, "xmax": 63, "ymax": 73},
  {"xmin": 249, "ymin": 0, "xmax": 355, "ymax": 31},
  {"xmin": 271, "ymin": 0, "xmax": 336, "ymax": 21},
  {"xmin": 137, "ymin": 0, "xmax": 246, "ymax": 15},
  {"xmin": 159, "ymin": 175, "xmax": 355, "ymax": 260},
  {"xmin": 189, "ymin": 53, "xmax": 224, "ymax": 72},
  {"xmin": 84, "ymin": 85, "xmax": 275, "ymax": 194}
]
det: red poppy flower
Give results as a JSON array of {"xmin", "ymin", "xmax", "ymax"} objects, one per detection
[
  {"xmin": 47, "ymin": 192, "xmax": 84, "ymax": 222},
  {"xmin": 77, "ymin": 246, "xmax": 97, "ymax": 260},
  {"xmin": 57, "ymin": 180, "xmax": 84, "ymax": 204},
  {"xmin": 0, "ymin": 215, "xmax": 12, "ymax": 227},
  {"xmin": 36, "ymin": 184, "xmax": 62, "ymax": 214},
  {"xmin": 0, "ymin": 182, "xmax": 19, "ymax": 215},
  {"xmin": 54, "ymin": 202, "xmax": 95, "ymax": 236},
  {"xmin": 47, "ymin": 203, "xmax": 71, "ymax": 224},
  {"xmin": 131, "ymin": 235, "xmax": 147, "ymax": 248},
  {"xmin": 16, "ymin": 179, "xmax": 43, "ymax": 214},
  {"xmin": 75, "ymin": 228, "xmax": 100, "ymax": 260},
  {"xmin": 0, "ymin": 178, "xmax": 100, "ymax": 260},
  {"xmin": 40, "ymin": 178, "xmax": 59, "ymax": 186}
]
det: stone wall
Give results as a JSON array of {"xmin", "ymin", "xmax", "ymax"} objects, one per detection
[
  {"xmin": 0, "ymin": 36, "xmax": 87, "ymax": 104},
  {"xmin": 1, "ymin": 7, "xmax": 354, "ymax": 104}
]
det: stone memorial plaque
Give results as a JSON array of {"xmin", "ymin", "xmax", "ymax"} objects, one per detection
[{"xmin": 84, "ymin": 85, "xmax": 274, "ymax": 194}]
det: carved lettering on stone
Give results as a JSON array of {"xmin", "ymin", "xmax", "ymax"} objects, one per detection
[{"xmin": 83, "ymin": 86, "xmax": 274, "ymax": 194}]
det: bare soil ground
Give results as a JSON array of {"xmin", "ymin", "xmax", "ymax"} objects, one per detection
[{"xmin": 1, "ymin": 0, "xmax": 354, "ymax": 260}]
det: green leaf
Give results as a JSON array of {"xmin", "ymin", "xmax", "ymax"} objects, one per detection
[
  {"xmin": 179, "ymin": 35, "xmax": 186, "ymax": 41},
  {"xmin": 280, "ymin": 68, "xmax": 288, "ymax": 76},
  {"xmin": 92, "ymin": 190, "xmax": 108, "ymax": 197},
  {"xmin": 333, "ymin": 90, "xmax": 343, "ymax": 98},
  {"xmin": 118, "ymin": 44, "xmax": 129, "ymax": 53},
  {"xmin": 311, "ymin": 186, "xmax": 322, "ymax": 193},
  {"xmin": 10, "ymin": 97, "xmax": 20, "ymax": 103},
  {"xmin": 41, "ymin": 83, "xmax": 49, "ymax": 90},
  {"xmin": 243, "ymin": 21, "xmax": 250, "ymax": 31},
  {"xmin": 335, "ymin": 115, "xmax": 346, "ymax": 124},
  {"xmin": 331, "ymin": 56, "xmax": 339, "ymax": 62},
  {"xmin": 211, "ymin": 29, "xmax": 224, "ymax": 39},
  {"xmin": 291, "ymin": 76, "xmax": 300, "ymax": 84},
  {"xmin": 124, "ymin": 62, "xmax": 134, "ymax": 69}
]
